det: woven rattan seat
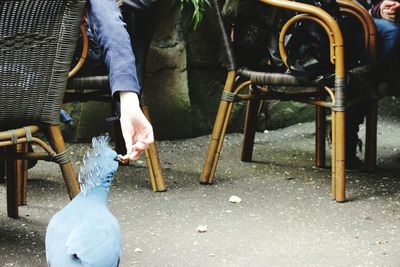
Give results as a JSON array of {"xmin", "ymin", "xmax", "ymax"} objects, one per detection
[{"xmin": 0, "ymin": 0, "xmax": 85, "ymax": 218}]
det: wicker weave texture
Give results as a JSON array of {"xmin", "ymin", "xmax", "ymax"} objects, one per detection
[{"xmin": 0, "ymin": 0, "xmax": 85, "ymax": 128}]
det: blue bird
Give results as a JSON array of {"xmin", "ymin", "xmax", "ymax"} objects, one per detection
[{"xmin": 46, "ymin": 136, "xmax": 121, "ymax": 267}]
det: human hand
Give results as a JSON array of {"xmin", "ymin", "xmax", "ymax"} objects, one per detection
[
  {"xmin": 119, "ymin": 91, "xmax": 154, "ymax": 162},
  {"xmin": 380, "ymin": 0, "xmax": 400, "ymax": 21}
]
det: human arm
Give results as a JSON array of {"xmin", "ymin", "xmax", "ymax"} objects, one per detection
[
  {"xmin": 86, "ymin": 0, "xmax": 154, "ymax": 160},
  {"xmin": 119, "ymin": 91, "xmax": 154, "ymax": 161}
]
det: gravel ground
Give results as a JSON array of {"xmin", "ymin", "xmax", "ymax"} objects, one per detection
[{"xmin": 1, "ymin": 96, "xmax": 400, "ymax": 267}]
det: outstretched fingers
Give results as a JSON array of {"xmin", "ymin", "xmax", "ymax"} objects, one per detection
[{"xmin": 128, "ymin": 126, "xmax": 154, "ymax": 160}]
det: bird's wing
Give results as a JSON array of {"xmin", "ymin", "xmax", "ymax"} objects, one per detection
[{"xmin": 65, "ymin": 215, "xmax": 121, "ymax": 267}]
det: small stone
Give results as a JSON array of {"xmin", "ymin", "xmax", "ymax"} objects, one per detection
[
  {"xmin": 229, "ymin": 196, "xmax": 242, "ymax": 204},
  {"xmin": 196, "ymin": 225, "xmax": 207, "ymax": 233},
  {"xmin": 134, "ymin": 248, "xmax": 143, "ymax": 253}
]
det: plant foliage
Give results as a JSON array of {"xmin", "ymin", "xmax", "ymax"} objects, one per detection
[{"xmin": 180, "ymin": 0, "xmax": 210, "ymax": 29}]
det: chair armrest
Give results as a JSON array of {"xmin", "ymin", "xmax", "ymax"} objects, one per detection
[
  {"xmin": 68, "ymin": 22, "xmax": 89, "ymax": 78},
  {"xmin": 337, "ymin": 0, "xmax": 377, "ymax": 62},
  {"xmin": 258, "ymin": 0, "xmax": 346, "ymax": 77}
]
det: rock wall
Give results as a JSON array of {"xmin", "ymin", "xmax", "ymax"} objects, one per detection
[{"xmin": 143, "ymin": 3, "xmax": 193, "ymax": 139}]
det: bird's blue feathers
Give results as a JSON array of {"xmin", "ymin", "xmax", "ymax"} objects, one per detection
[
  {"xmin": 65, "ymin": 215, "xmax": 121, "ymax": 267},
  {"xmin": 79, "ymin": 135, "xmax": 118, "ymax": 194},
  {"xmin": 46, "ymin": 135, "xmax": 121, "ymax": 267}
]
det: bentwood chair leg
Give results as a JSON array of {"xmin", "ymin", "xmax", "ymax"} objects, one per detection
[
  {"xmin": 18, "ymin": 143, "xmax": 28, "ymax": 206},
  {"xmin": 143, "ymin": 145, "xmax": 166, "ymax": 192},
  {"xmin": 5, "ymin": 146, "xmax": 19, "ymax": 218},
  {"xmin": 142, "ymin": 104, "xmax": 167, "ymax": 192},
  {"xmin": 331, "ymin": 111, "xmax": 336, "ymax": 200},
  {"xmin": 200, "ymin": 71, "xmax": 237, "ymax": 184},
  {"xmin": 315, "ymin": 105, "xmax": 326, "ymax": 168},
  {"xmin": 335, "ymin": 111, "xmax": 346, "ymax": 202},
  {"xmin": 365, "ymin": 97, "xmax": 377, "ymax": 172},
  {"xmin": 241, "ymin": 89, "xmax": 261, "ymax": 162},
  {"xmin": 47, "ymin": 125, "xmax": 80, "ymax": 199}
]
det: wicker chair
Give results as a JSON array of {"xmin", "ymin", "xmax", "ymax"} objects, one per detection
[
  {"xmin": 200, "ymin": 0, "xmax": 377, "ymax": 202},
  {"xmin": 0, "ymin": 0, "xmax": 85, "ymax": 218},
  {"xmin": 65, "ymin": 5, "xmax": 166, "ymax": 192}
]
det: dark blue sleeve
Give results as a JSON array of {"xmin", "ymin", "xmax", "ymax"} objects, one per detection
[{"xmin": 87, "ymin": 0, "xmax": 141, "ymax": 96}]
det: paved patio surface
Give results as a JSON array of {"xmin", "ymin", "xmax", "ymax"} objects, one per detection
[{"xmin": 1, "ymin": 96, "xmax": 400, "ymax": 267}]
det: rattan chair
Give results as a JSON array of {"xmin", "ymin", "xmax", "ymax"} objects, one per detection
[
  {"xmin": 0, "ymin": 0, "xmax": 85, "ymax": 218},
  {"xmin": 65, "ymin": 5, "xmax": 166, "ymax": 192},
  {"xmin": 200, "ymin": 0, "xmax": 377, "ymax": 202}
]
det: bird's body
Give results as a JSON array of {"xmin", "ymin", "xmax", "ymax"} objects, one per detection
[{"xmin": 46, "ymin": 136, "xmax": 121, "ymax": 267}]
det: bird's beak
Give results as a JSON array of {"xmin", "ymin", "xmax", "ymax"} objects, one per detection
[{"xmin": 116, "ymin": 154, "xmax": 129, "ymax": 165}]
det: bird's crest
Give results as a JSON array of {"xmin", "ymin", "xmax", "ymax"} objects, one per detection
[{"xmin": 78, "ymin": 135, "xmax": 118, "ymax": 194}]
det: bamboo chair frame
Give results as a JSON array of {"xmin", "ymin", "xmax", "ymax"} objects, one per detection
[
  {"xmin": 0, "ymin": 0, "xmax": 85, "ymax": 218},
  {"xmin": 65, "ymin": 10, "xmax": 166, "ymax": 192},
  {"xmin": 200, "ymin": 0, "xmax": 377, "ymax": 202}
]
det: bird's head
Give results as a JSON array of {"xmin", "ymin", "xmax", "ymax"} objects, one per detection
[{"xmin": 78, "ymin": 135, "xmax": 119, "ymax": 194}]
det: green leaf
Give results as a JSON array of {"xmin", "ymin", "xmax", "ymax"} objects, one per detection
[{"xmin": 179, "ymin": 0, "xmax": 210, "ymax": 29}]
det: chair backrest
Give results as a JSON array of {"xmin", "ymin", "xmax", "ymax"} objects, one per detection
[{"xmin": 0, "ymin": 0, "xmax": 85, "ymax": 129}]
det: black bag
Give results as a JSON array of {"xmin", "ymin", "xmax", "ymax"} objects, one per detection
[
  {"xmin": 285, "ymin": 0, "xmax": 365, "ymax": 78},
  {"xmin": 222, "ymin": 0, "xmax": 285, "ymax": 72}
]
